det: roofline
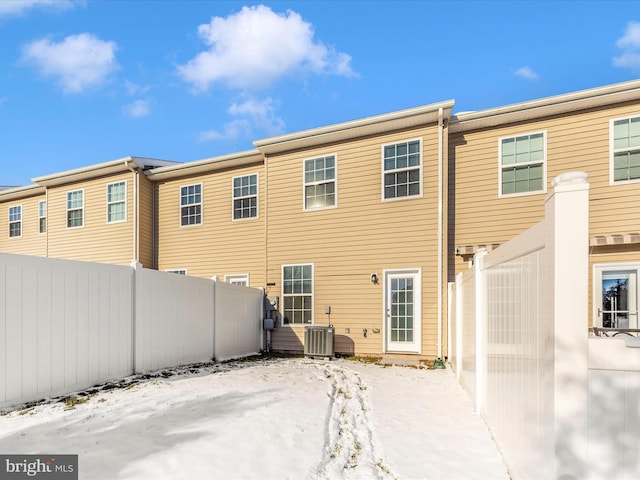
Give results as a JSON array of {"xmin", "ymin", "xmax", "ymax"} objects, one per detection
[
  {"xmin": 450, "ymin": 79, "xmax": 640, "ymax": 133},
  {"xmin": 145, "ymin": 149, "xmax": 264, "ymax": 181},
  {"xmin": 0, "ymin": 183, "xmax": 46, "ymax": 201},
  {"xmin": 254, "ymin": 100, "xmax": 455, "ymax": 155},
  {"xmin": 32, "ymin": 157, "xmax": 179, "ymax": 187}
]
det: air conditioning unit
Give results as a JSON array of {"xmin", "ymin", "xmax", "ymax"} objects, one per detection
[{"xmin": 304, "ymin": 325, "xmax": 335, "ymax": 358}]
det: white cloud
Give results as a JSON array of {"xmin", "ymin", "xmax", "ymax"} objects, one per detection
[
  {"xmin": 22, "ymin": 33, "xmax": 119, "ymax": 93},
  {"xmin": 122, "ymin": 99, "xmax": 150, "ymax": 118},
  {"xmin": 0, "ymin": 0, "xmax": 76, "ymax": 17},
  {"xmin": 177, "ymin": 4, "xmax": 356, "ymax": 92},
  {"xmin": 123, "ymin": 79, "xmax": 150, "ymax": 96},
  {"xmin": 199, "ymin": 96, "xmax": 285, "ymax": 142},
  {"xmin": 514, "ymin": 66, "xmax": 539, "ymax": 80},
  {"xmin": 613, "ymin": 21, "xmax": 640, "ymax": 69}
]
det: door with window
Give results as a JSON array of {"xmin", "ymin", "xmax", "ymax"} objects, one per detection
[
  {"xmin": 594, "ymin": 264, "xmax": 639, "ymax": 329},
  {"xmin": 385, "ymin": 269, "xmax": 421, "ymax": 353}
]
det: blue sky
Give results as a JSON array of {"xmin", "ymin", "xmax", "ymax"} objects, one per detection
[{"xmin": 1, "ymin": 0, "xmax": 639, "ymax": 186}]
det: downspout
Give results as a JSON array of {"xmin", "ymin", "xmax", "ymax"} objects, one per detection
[
  {"xmin": 45, "ymin": 187, "xmax": 49, "ymax": 258},
  {"xmin": 437, "ymin": 107, "xmax": 444, "ymax": 362},
  {"xmin": 264, "ymin": 153, "xmax": 269, "ymax": 290},
  {"xmin": 125, "ymin": 159, "xmax": 138, "ymax": 262}
]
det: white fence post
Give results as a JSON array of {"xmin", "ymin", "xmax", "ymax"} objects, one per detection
[
  {"xmin": 475, "ymin": 248, "xmax": 487, "ymax": 415},
  {"xmin": 455, "ymin": 272, "xmax": 463, "ymax": 380},
  {"xmin": 545, "ymin": 172, "xmax": 589, "ymax": 479}
]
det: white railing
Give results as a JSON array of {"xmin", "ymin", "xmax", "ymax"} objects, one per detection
[
  {"xmin": 0, "ymin": 256, "xmax": 263, "ymax": 410},
  {"xmin": 453, "ymin": 172, "xmax": 591, "ymax": 479}
]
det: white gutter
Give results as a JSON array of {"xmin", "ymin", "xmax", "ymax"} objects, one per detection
[{"xmin": 437, "ymin": 107, "xmax": 444, "ymax": 360}]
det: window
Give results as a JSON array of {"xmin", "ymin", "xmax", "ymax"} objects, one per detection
[
  {"xmin": 165, "ymin": 269, "xmax": 187, "ymax": 275},
  {"xmin": 304, "ymin": 155, "xmax": 336, "ymax": 209},
  {"xmin": 107, "ymin": 181, "xmax": 126, "ymax": 223},
  {"xmin": 611, "ymin": 116, "xmax": 640, "ymax": 183},
  {"xmin": 282, "ymin": 264, "xmax": 313, "ymax": 325},
  {"xmin": 500, "ymin": 132, "xmax": 545, "ymax": 196},
  {"xmin": 67, "ymin": 190, "xmax": 84, "ymax": 228},
  {"xmin": 232, "ymin": 174, "xmax": 258, "ymax": 220},
  {"xmin": 383, "ymin": 139, "xmax": 422, "ymax": 200},
  {"xmin": 180, "ymin": 184, "xmax": 202, "ymax": 226},
  {"xmin": 9, "ymin": 206, "xmax": 21, "ymax": 237},
  {"xmin": 225, "ymin": 274, "xmax": 249, "ymax": 286},
  {"xmin": 38, "ymin": 200, "xmax": 46, "ymax": 234}
]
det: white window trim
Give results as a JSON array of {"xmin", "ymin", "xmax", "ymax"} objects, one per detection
[
  {"xmin": 231, "ymin": 173, "xmax": 259, "ymax": 221},
  {"xmin": 38, "ymin": 200, "xmax": 46, "ymax": 235},
  {"xmin": 165, "ymin": 269, "xmax": 188, "ymax": 275},
  {"xmin": 303, "ymin": 153, "xmax": 338, "ymax": 211},
  {"xmin": 381, "ymin": 138, "xmax": 423, "ymax": 202},
  {"xmin": 8, "ymin": 204, "xmax": 22, "ymax": 238},
  {"xmin": 225, "ymin": 273, "xmax": 250, "ymax": 286},
  {"xmin": 66, "ymin": 189, "xmax": 84, "ymax": 229},
  {"xmin": 179, "ymin": 183, "xmax": 203, "ymax": 227},
  {"xmin": 609, "ymin": 116, "xmax": 640, "ymax": 186},
  {"xmin": 593, "ymin": 262, "xmax": 640, "ymax": 328},
  {"xmin": 498, "ymin": 130, "xmax": 547, "ymax": 198},
  {"xmin": 106, "ymin": 180, "xmax": 127, "ymax": 224},
  {"xmin": 281, "ymin": 263, "xmax": 314, "ymax": 327}
]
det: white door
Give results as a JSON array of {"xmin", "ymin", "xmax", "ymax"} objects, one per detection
[
  {"xmin": 594, "ymin": 264, "xmax": 639, "ymax": 329},
  {"xmin": 385, "ymin": 269, "xmax": 421, "ymax": 353}
]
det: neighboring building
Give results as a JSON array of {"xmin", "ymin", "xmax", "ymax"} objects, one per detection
[
  {"xmin": 1, "ymin": 80, "xmax": 639, "ymax": 358},
  {"xmin": 0, "ymin": 157, "xmax": 178, "ymax": 267}
]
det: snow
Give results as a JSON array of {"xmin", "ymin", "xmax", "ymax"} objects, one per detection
[{"xmin": 0, "ymin": 358, "xmax": 509, "ymax": 479}]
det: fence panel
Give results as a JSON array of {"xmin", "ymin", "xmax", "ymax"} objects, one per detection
[
  {"xmin": 213, "ymin": 280, "xmax": 263, "ymax": 362},
  {"xmin": 134, "ymin": 266, "xmax": 214, "ymax": 373},
  {"xmin": 0, "ymin": 253, "xmax": 133, "ymax": 410}
]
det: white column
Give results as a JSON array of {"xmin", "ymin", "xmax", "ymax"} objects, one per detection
[
  {"xmin": 545, "ymin": 171, "xmax": 589, "ymax": 479},
  {"xmin": 475, "ymin": 247, "xmax": 488, "ymax": 415}
]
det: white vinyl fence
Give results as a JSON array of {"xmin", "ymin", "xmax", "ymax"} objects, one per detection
[
  {"xmin": 0, "ymin": 256, "xmax": 263, "ymax": 410},
  {"xmin": 452, "ymin": 172, "xmax": 591, "ymax": 479}
]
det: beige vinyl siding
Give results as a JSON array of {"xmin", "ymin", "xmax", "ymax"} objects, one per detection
[
  {"xmin": 0, "ymin": 193, "xmax": 47, "ymax": 256},
  {"xmin": 156, "ymin": 162, "xmax": 266, "ymax": 286},
  {"xmin": 46, "ymin": 172, "xmax": 136, "ymax": 265},
  {"xmin": 452, "ymin": 101, "xmax": 640, "ymax": 277},
  {"xmin": 266, "ymin": 125, "xmax": 443, "ymax": 357},
  {"xmin": 138, "ymin": 173, "xmax": 155, "ymax": 268}
]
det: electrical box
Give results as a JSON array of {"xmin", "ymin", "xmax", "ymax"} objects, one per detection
[
  {"xmin": 263, "ymin": 318, "xmax": 275, "ymax": 330},
  {"xmin": 324, "ymin": 306, "xmax": 331, "ymax": 314},
  {"xmin": 267, "ymin": 296, "xmax": 279, "ymax": 309}
]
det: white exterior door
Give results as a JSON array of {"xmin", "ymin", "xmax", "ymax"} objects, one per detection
[
  {"xmin": 594, "ymin": 264, "xmax": 639, "ymax": 329},
  {"xmin": 384, "ymin": 269, "xmax": 421, "ymax": 353}
]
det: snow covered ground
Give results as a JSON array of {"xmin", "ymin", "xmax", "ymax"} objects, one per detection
[{"xmin": 0, "ymin": 358, "xmax": 509, "ymax": 479}]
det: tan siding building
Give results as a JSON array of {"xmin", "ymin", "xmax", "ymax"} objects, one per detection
[{"xmin": 0, "ymin": 185, "xmax": 47, "ymax": 256}]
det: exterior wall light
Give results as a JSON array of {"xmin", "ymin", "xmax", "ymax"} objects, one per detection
[{"xmin": 370, "ymin": 273, "xmax": 379, "ymax": 284}]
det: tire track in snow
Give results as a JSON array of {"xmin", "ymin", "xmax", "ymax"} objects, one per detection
[{"xmin": 308, "ymin": 362, "xmax": 397, "ymax": 480}]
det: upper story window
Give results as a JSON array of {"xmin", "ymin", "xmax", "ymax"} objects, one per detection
[
  {"xmin": 233, "ymin": 174, "xmax": 258, "ymax": 220},
  {"xmin": 166, "ymin": 269, "xmax": 187, "ymax": 275},
  {"xmin": 38, "ymin": 200, "xmax": 46, "ymax": 234},
  {"xmin": 383, "ymin": 139, "xmax": 422, "ymax": 200},
  {"xmin": 180, "ymin": 184, "xmax": 202, "ymax": 226},
  {"xmin": 9, "ymin": 205, "xmax": 21, "ymax": 238},
  {"xmin": 611, "ymin": 116, "xmax": 640, "ymax": 184},
  {"xmin": 282, "ymin": 264, "xmax": 313, "ymax": 326},
  {"xmin": 499, "ymin": 132, "xmax": 545, "ymax": 196},
  {"xmin": 225, "ymin": 273, "xmax": 249, "ymax": 286},
  {"xmin": 304, "ymin": 155, "xmax": 336, "ymax": 210},
  {"xmin": 67, "ymin": 189, "xmax": 84, "ymax": 228},
  {"xmin": 107, "ymin": 181, "xmax": 126, "ymax": 223}
]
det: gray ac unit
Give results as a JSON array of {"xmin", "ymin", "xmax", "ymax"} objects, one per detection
[{"xmin": 304, "ymin": 325, "xmax": 335, "ymax": 358}]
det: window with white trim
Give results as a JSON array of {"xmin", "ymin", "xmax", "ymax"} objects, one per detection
[
  {"xmin": 165, "ymin": 269, "xmax": 187, "ymax": 275},
  {"xmin": 383, "ymin": 139, "xmax": 422, "ymax": 200},
  {"xmin": 107, "ymin": 181, "xmax": 126, "ymax": 223},
  {"xmin": 611, "ymin": 116, "xmax": 640, "ymax": 183},
  {"xmin": 180, "ymin": 184, "xmax": 202, "ymax": 226},
  {"xmin": 304, "ymin": 155, "xmax": 336, "ymax": 209},
  {"xmin": 67, "ymin": 190, "xmax": 84, "ymax": 228},
  {"xmin": 9, "ymin": 205, "xmax": 21, "ymax": 238},
  {"xmin": 38, "ymin": 200, "xmax": 46, "ymax": 234},
  {"xmin": 225, "ymin": 274, "xmax": 249, "ymax": 286},
  {"xmin": 500, "ymin": 132, "xmax": 545, "ymax": 196},
  {"xmin": 233, "ymin": 174, "xmax": 258, "ymax": 220},
  {"xmin": 282, "ymin": 264, "xmax": 313, "ymax": 325}
]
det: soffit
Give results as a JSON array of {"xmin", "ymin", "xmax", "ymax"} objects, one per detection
[
  {"xmin": 145, "ymin": 150, "xmax": 264, "ymax": 181},
  {"xmin": 254, "ymin": 100, "xmax": 455, "ymax": 155},
  {"xmin": 0, "ymin": 184, "xmax": 46, "ymax": 201},
  {"xmin": 450, "ymin": 80, "xmax": 640, "ymax": 133}
]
